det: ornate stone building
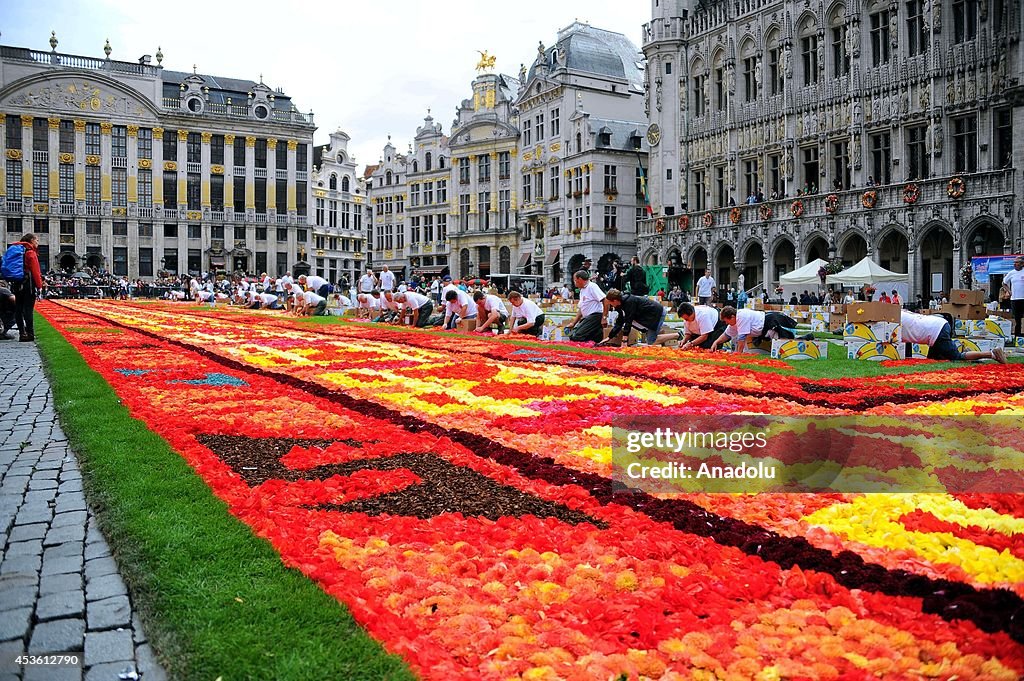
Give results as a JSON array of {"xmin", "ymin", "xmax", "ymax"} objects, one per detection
[
  {"xmin": 515, "ymin": 22, "xmax": 650, "ymax": 283},
  {"xmin": 0, "ymin": 36, "xmax": 316, "ymax": 278},
  {"xmin": 639, "ymin": 0, "xmax": 1022, "ymax": 299},
  {"xmin": 365, "ymin": 139, "xmax": 409, "ymax": 279},
  {"xmin": 310, "ymin": 128, "xmax": 365, "ymax": 285},
  {"xmin": 405, "ymin": 113, "xmax": 451, "ymax": 279},
  {"xmin": 447, "ymin": 71, "xmax": 522, "ymax": 281}
]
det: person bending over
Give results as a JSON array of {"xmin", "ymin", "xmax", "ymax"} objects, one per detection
[
  {"xmin": 473, "ymin": 291, "xmax": 509, "ymax": 333},
  {"xmin": 598, "ymin": 289, "xmax": 668, "ymax": 347},
  {"xmin": 677, "ymin": 302, "xmax": 727, "ymax": 350},
  {"xmin": 508, "ymin": 291, "xmax": 546, "ymax": 337},
  {"xmin": 902, "ymin": 310, "xmax": 1006, "ymax": 364}
]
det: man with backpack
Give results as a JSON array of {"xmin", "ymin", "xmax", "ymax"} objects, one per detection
[{"xmin": 2, "ymin": 233, "xmax": 44, "ymax": 342}]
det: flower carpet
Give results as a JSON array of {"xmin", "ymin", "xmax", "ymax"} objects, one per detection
[{"xmin": 41, "ymin": 299, "xmax": 1024, "ymax": 680}]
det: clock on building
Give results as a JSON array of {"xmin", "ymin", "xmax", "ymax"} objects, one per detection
[{"xmin": 646, "ymin": 124, "xmax": 661, "ymax": 147}]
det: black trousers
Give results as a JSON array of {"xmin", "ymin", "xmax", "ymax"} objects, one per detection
[
  {"xmin": 414, "ymin": 302, "xmax": 434, "ymax": 327},
  {"xmin": 515, "ymin": 314, "xmax": 545, "ymax": 337},
  {"xmin": 10, "ymin": 280, "xmax": 35, "ymax": 337},
  {"xmin": 1013, "ymin": 299, "xmax": 1024, "ymax": 338},
  {"xmin": 692, "ymin": 320, "xmax": 728, "ymax": 349},
  {"xmin": 570, "ymin": 313, "xmax": 604, "ymax": 343}
]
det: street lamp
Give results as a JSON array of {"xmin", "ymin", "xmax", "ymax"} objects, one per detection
[{"xmin": 972, "ymin": 233, "xmax": 985, "ymax": 256}]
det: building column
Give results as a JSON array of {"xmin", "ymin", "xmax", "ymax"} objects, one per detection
[
  {"xmin": 176, "ymin": 129, "xmax": 188, "ymax": 212},
  {"xmin": 266, "ymin": 138, "xmax": 277, "ymax": 216},
  {"xmin": 200, "ymin": 132, "xmax": 211, "ymax": 210},
  {"xmin": 244, "ymin": 136, "xmax": 256, "ymax": 215},
  {"xmin": 99, "ymin": 122, "xmax": 112, "ymax": 210},
  {"xmin": 20, "ymin": 115, "xmax": 33, "ymax": 208},
  {"xmin": 223, "ymin": 134, "xmax": 235, "ymax": 218},
  {"xmin": 468, "ymin": 155, "xmax": 478, "ymax": 231},
  {"xmin": 47, "ymin": 117, "xmax": 59, "ymax": 207},
  {"xmin": 907, "ymin": 246, "xmax": 919, "ymax": 301},
  {"xmin": 286, "ymin": 139, "xmax": 297, "ymax": 215},
  {"xmin": 151, "ymin": 128, "xmax": 164, "ymax": 211},
  {"xmin": 489, "ymin": 152, "xmax": 499, "ymax": 215},
  {"xmin": 126, "ymin": 125, "xmax": 139, "ymax": 279},
  {"xmin": 0, "ymin": 114, "xmax": 6, "ymax": 205}
]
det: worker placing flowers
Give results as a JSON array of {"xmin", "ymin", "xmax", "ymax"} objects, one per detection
[
  {"xmin": 901, "ymin": 310, "xmax": 1006, "ymax": 364},
  {"xmin": 598, "ymin": 289, "xmax": 677, "ymax": 347},
  {"xmin": 710, "ymin": 306, "xmax": 804, "ymax": 354}
]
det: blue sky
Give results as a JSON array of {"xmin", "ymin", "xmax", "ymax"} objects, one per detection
[{"xmin": 2, "ymin": 0, "xmax": 649, "ymax": 171}]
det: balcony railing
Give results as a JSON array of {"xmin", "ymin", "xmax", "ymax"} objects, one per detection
[
  {"xmin": 5, "ymin": 200, "xmax": 22, "ymax": 212},
  {"xmin": 111, "ymin": 156, "xmax": 128, "ymax": 168},
  {"xmin": 138, "ymin": 206, "xmax": 153, "ymax": 218},
  {"xmin": 638, "ymin": 169, "xmax": 1016, "ymax": 238},
  {"xmin": 233, "ymin": 166, "xmax": 245, "ymax": 177},
  {"xmin": 58, "ymin": 202, "xmax": 74, "ymax": 215},
  {"xmin": 85, "ymin": 203, "xmax": 101, "ymax": 216},
  {"xmin": 186, "ymin": 162, "xmax": 201, "ymax": 174},
  {"xmin": 0, "ymin": 46, "xmax": 162, "ymax": 76},
  {"xmin": 32, "ymin": 151, "xmax": 48, "ymax": 163},
  {"xmin": 253, "ymin": 213, "xmax": 268, "ymax": 223},
  {"xmin": 254, "ymin": 168, "xmax": 267, "ymax": 179}
]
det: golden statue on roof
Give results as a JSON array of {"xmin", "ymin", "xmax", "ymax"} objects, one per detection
[{"xmin": 475, "ymin": 51, "xmax": 497, "ymax": 73}]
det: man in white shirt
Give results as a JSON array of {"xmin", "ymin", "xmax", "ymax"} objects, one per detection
[
  {"xmin": 379, "ymin": 266, "xmax": 396, "ymax": 292},
  {"xmin": 507, "ymin": 291, "xmax": 546, "ymax": 337},
  {"xmin": 394, "ymin": 290, "xmax": 434, "ymax": 327},
  {"xmin": 430, "ymin": 277, "xmax": 441, "ymax": 304},
  {"xmin": 559, "ymin": 284, "xmax": 572, "ymax": 301},
  {"xmin": 902, "ymin": 310, "xmax": 1005, "ymax": 363},
  {"xmin": 280, "ymin": 273, "xmax": 294, "ymax": 292},
  {"xmin": 710, "ymin": 306, "xmax": 801, "ymax": 353},
  {"xmin": 261, "ymin": 272, "xmax": 271, "ymax": 290},
  {"xmin": 567, "ymin": 270, "xmax": 608, "ymax": 343},
  {"xmin": 356, "ymin": 293, "xmax": 379, "ymax": 319},
  {"xmin": 1003, "ymin": 256, "xmax": 1024, "ymax": 338},
  {"xmin": 376, "ymin": 290, "xmax": 400, "ymax": 323},
  {"xmin": 358, "ymin": 269, "xmax": 378, "ymax": 294},
  {"xmin": 300, "ymin": 274, "xmax": 331, "ymax": 298},
  {"xmin": 695, "ymin": 269, "xmax": 716, "ymax": 305},
  {"xmin": 443, "ymin": 288, "xmax": 477, "ymax": 330},
  {"xmin": 440, "ymin": 276, "xmax": 459, "ymax": 305},
  {"xmin": 472, "ymin": 291, "xmax": 508, "ymax": 333},
  {"xmin": 301, "ymin": 290, "xmax": 328, "ymax": 316},
  {"xmin": 678, "ymin": 303, "xmax": 727, "ymax": 350},
  {"xmin": 257, "ymin": 291, "xmax": 281, "ymax": 310}
]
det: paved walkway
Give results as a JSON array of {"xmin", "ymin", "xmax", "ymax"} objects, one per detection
[{"xmin": 0, "ymin": 340, "xmax": 165, "ymax": 681}]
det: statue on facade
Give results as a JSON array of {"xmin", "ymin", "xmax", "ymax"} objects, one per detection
[
  {"xmin": 947, "ymin": 79, "xmax": 955, "ymax": 104},
  {"xmin": 890, "ymin": 12, "xmax": 899, "ymax": 49},
  {"xmin": 900, "ymin": 91, "xmax": 909, "ymax": 115},
  {"xmin": 536, "ymin": 41, "xmax": 546, "ymax": 63},
  {"xmin": 727, "ymin": 66, "xmax": 736, "ymax": 94},
  {"xmin": 782, "ymin": 46, "xmax": 793, "ymax": 78},
  {"xmin": 847, "ymin": 23, "xmax": 860, "ymax": 58},
  {"xmin": 852, "ymin": 138, "xmax": 862, "ymax": 168},
  {"xmin": 932, "ymin": 123, "xmax": 943, "ymax": 152},
  {"xmin": 965, "ymin": 78, "xmax": 975, "ymax": 102},
  {"xmin": 920, "ymin": 86, "xmax": 930, "ymax": 110},
  {"xmin": 784, "ymin": 147, "xmax": 795, "ymax": 179},
  {"xmin": 656, "ymin": 81, "xmax": 663, "ymax": 111}
]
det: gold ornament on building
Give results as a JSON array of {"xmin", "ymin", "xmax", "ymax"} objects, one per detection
[
  {"xmin": 85, "ymin": 154, "xmax": 101, "ymax": 166},
  {"xmin": 210, "ymin": 165, "xmax": 224, "ymax": 174},
  {"xmin": 126, "ymin": 125, "xmax": 139, "ymax": 137},
  {"xmin": 0, "ymin": 114, "xmax": 5, "ymax": 124},
  {"xmin": 476, "ymin": 51, "xmax": 497, "ymax": 73},
  {"xmin": 112, "ymin": 207, "xmax": 127, "ymax": 217},
  {"xmin": 267, "ymin": 138, "xmax": 278, "ymax": 150},
  {"xmin": 177, "ymin": 129, "xmax": 188, "ymax": 141},
  {"xmin": 138, "ymin": 158, "xmax": 152, "ymax": 169},
  {"xmin": 100, "ymin": 122, "xmax": 113, "ymax": 134},
  {"xmin": 186, "ymin": 211, "xmax": 202, "ymax": 221},
  {"xmin": 73, "ymin": 119, "xmax": 86, "ymax": 132},
  {"xmin": 201, "ymin": 132, "xmax": 212, "ymax": 143},
  {"xmin": 34, "ymin": 204, "xmax": 48, "ymax": 214},
  {"xmin": 48, "ymin": 117, "xmax": 61, "ymax": 129},
  {"xmin": 20, "ymin": 114, "xmax": 33, "ymax": 127},
  {"xmin": 6, "ymin": 149, "xmax": 23, "ymax": 160},
  {"xmin": 287, "ymin": 139, "xmax": 298, "ymax": 151},
  {"xmin": 550, "ymin": 142, "xmax": 561, "ymax": 152},
  {"xmin": 245, "ymin": 136, "xmax": 256, "ymax": 148},
  {"xmin": 152, "ymin": 127, "xmax": 164, "ymax": 140},
  {"xmin": 58, "ymin": 153, "xmax": 74, "ymax": 164},
  {"xmin": 224, "ymin": 134, "xmax": 235, "ymax": 145},
  {"xmin": 163, "ymin": 161, "xmax": 177, "ymax": 171}
]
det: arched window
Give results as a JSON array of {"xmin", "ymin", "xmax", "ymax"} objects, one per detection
[
  {"xmin": 740, "ymin": 39, "xmax": 758, "ymax": 102},
  {"xmin": 800, "ymin": 15, "xmax": 820, "ymax": 86},
  {"xmin": 336, "ymin": 153, "xmax": 344, "ymax": 163},
  {"xmin": 439, "ymin": 156, "xmax": 446, "ymax": 169},
  {"xmin": 691, "ymin": 57, "xmax": 706, "ymax": 116},
  {"xmin": 711, "ymin": 51, "xmax": 725, "ymax": 110},
  {"xmin": 576, "ymin": 132, "xmax": 583, "ymax": 153},
  {"xmin": 386, "ymin": 170, "xmax": 393, "ymax": 186},
  {"xmin": 499, "ymin": 246, "xmax": 511, "ymax": 273},
  {"xmin": 425, "ymin": 152, "xmax": 432, "ymax": 171},
  {"xmin": 329, "ymin": 174, "xmax": 338, "ymax": 190},
  {"xmin": 765, "ymin": 29, "xmax": 783, "ymax": 95},
  {"xmin": 412, "ymin": 160, "xmax": 419, "ymax": 173},
  {"xmin": 829, "ymin": 6, "xmax": 850, "ymax": 77},
  {"xmin": 341, "ymin": 176, "xmax": 350, "ymax": 192}
]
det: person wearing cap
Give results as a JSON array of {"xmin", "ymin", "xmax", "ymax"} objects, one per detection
[
  {"xmin": 379, "ymin": 265, "xmax": 396, "ymax": 292},
  {"xmin": 507, "ymin": 291, "xmax": 546, "ymax": 336},
  {"xmin": 444, "ymin": 288, "xmax": 477, "ymax": 330},
  {"xmin": 678, "ymin": 302, "xmax": 728, "ymax": 350},
  {"xmin": 440, "ymin": 276, "xmax": 458, "ymax": 306},
  {"xmin": 473, "ymin": 290, "xmax": 508, "ymax": 333},
  {"xmin": 598, "ymin": 289, "xmax": 667, "ymax": 346},
  {"xmin": 566, "ymin": 270, "xmax": 608, "ymax": 343},
  {"xmin": 1004, "ymin": 257, "xmax": 1024, "ymax": 338},
  {"xmin": 902, "ymin": 310, "xmax": 1006, "ymax": 364},
  {"xmin": 394, "ymin": 290, "xmax": 434, "ymax": 327}
]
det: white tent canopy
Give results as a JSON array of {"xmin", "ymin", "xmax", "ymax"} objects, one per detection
[
  {"xmin": 826, "ymin": 257, "xmax": 909, "ymax": 285},
  {"xmin": 779, "ymin": 258, "xmax": 829, "ymax": 286}
]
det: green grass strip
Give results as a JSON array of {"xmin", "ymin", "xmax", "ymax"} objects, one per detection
[{"xmin": 34, "ymin": 314, "xmax": 415, "ymax": 681}]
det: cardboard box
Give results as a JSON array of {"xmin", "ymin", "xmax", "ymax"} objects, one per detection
[
  {"xmin": 955, "ymin": 338, "xmax": 1002, "ymax": 354},
  {"xmin": 949, "ymin": 289, "xmax": 985, "ymax": 306},
  {"xmin": 457, "ymin": 318, "xmax": 476, "ymax": 333},
  {"xmin": 845, "ymin": 322, "xmax": 902, "ymax": 344},
  {"xmin": 810, "ymin": 318, "xmax": 828, "ymax": 333},
  {"xmin": 1007, "ymin": 337, "xmax": 1024, "ymax": 349},
  {"xmin": 846, "ymin": 302, "xmax": 901, "ymax": 323},
  {"xmin": 940, "ymin": 303, "xmax": 988, "ymax": 321},
  {"xmin": 847, "ymin": 341, "xmax": 905, "ymax": 361},
  {"xmin": 953, "ymin": 318, "xmax": 970, "ymax": 337},
  {"xmin": 968, "ymin": 318, "xmax": 1013, "ymax": 339},
  {"xmin": 829, "ymin": 318, "xmax": 847, "ymax": 334},
  {"xmin": 906, "ymin": 343, "xmax": 930, "ymax": 359},
  {"xmin": 771, "ymin": 339, "xmax": 829, "ymax": 360}
]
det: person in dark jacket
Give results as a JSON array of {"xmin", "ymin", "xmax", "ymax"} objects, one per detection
[
  {"xmin": 4, "ymin": 233, "xmax": 44, "ymax": 342},
  {"xmin": 625, "ymin": 257, "xmax": 649, "ymax": 296},
  {"xmin": 599, "ymin": 289, "xmax": 667, "ymax": 346}
]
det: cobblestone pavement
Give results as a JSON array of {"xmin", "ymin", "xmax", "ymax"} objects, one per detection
[{"xmin": 0, "ymin": 340, "xmax": 166, "ymax": 681}]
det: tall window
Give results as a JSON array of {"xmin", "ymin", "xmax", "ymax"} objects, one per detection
[
  {"xmin": 138, "ymin": 170, "xmax": 152, "ymax": 207},
  {"xmin": 870, "ymin": 10, "xmax": 891, "ymax": 66},
  {"xmin": 423, "ymin": 215, "xmax": 434, "ymax": 242},
  {"xmin": 832, "ymin": 140, "xmax": 850, "ymax": 189},
  {"xmin": 112, "ymin": 125, "xmax": 127, "ymax": 157},
  {"xmin": 458, "ymin": 194, "xmax": 471, "ymax": 230},
  {"xmin": 112, "ymin": 168, "xmax": 127, "ymax": 207},
  {"xmin": 138, "ymin": 128, "xmax": 152, "ymax": 159},
  {"xmin": 523, "ymin": 123, "xmax": 532, "ymax": 146},
  {"xmin": 550, "ymin": 108, "xmax": 560, "ymax": 137},
  {"xmin": 5, "ymin": 160, "xmax": 21, "ymax": 198},
  {"xmin": 498, "ymin": 151, "xmax": 511, "ymax": 179},
  {"xmin": 603, "ymin": 206, "xmax": 617, "ymax": 231},
  {"xmin": 32, "ymin": 118, "xmax": 48, "ymax": 151},
  {"xmin": 801, "ymin": 24, "xmax": 819, "ymax": 85},
  {"xmin": 743, "ymin": 56, "xmax": 758, "ymax": 101},
  {"xmin": 906, "ymin": 125, "xmax": 929, "ymax": 180},
  {"xmin": 86, "ymin": 166, "xmax": 101, "ymax": 204},
  {"xmin": 535, "ymin": 113, "xmax": 544, "ymax": 142},
  {"xmin": 211, "ymin": 175, "xmax": 223, "ymax": 210},
  {"xmin": 521, "ymin": 174, "xmax": 532, "ymax": 203},
  {"xmin": 692, "ymin": 72, "xmax": 706, "ymax": 116},
  {"xmin": 211, "ymin": 135, "xmax": 225, "ymax": 165},
  {"xmin": 254, "ymin": 139, "xmax": 267, "ymax": 168},
  {"xmin": 995, "ymin": 108, "xmax": 1013, "ymax": 169},
  {"xmin": 438, "ymin": 180, "xmax": 447, "ymax": 203},
  {"xmin": 906, "ymin": 0, "xmax": 929, "ymax": 56},
  {"xmin": 693, "ymin": 169, "xmax": 705, "ymax": 211},
  {"xmin": 424, "ymin": 182, "xmax": 434, "ymax": 205},
  {"xmin": 715, "ymin": 165, "xmax": 727, "ymax": 206},
  {"xmin": 410, "ymin": 216, "xmax": 420, "ymax": 245},
  {"xmin": 478, "ymin": 154, "xmax": 491, "ymax": 182},
  {"xmin": 802, "ymin": 147, "xmax": 820, "ymax": 189},
  {"xmin": 59, "ymin": 120, "xmax": 74, "ymax": 153},
  {"xmin": 831, "ymin": 21, "xmax": 850, "ymax": 77},
  {"xmin": 534, "ymin": 173, "xmax": 544, "ymax": 202},
  {"xmin": 953, "ymin": 0, "xmax": 978, "ymax": 43},
  {"xmin": 139, "ymin": 248, "xmax": 153, "ymax": 277},
  {"xmin": 32, "ymin": 161, "xmax": 47, "ymax": 201},
  {"xmin": 767, "ymin": 154, "xmax": 782, "ymax": 195},
  {"xmin": 603, "ymin": 165, "xmax": 617, "ymax": 192},
  {"xmin": 499, "ymin": 190, "xmax": 511, "ymax": 229},
  {"xmin": 162, "ymin": 130, "xmax": 176, "ymax": 161},
  {"xmin": 85, "ymin": 123, "xmax": 101, "ymax": 156},
  {"xmin": 549, "ymin": 167, "xmax": 559, "ymax": 199},
  {"xmin": 163, "ymin": 175, "xmax": 176, "ymax": 209},
  {"xmin": 233, "ymin": 137, "xmax": 245, "ymax": 166},
  {"xmin": 187, "ymin": 174, "xmax": 201, "ymax": 210},
  {"xmin": 714, "ymin": 58, "xmax": 726, "ymax": 110},
  {"xmin": 6, "ymin": 117, "xmax": 22, "ymax": 150},
  {"xmin": 459, "ymin": 158, "xmax": 470, "ymax": 184},
  {"xmin": 477, "ymin": 192, "xmax": 491, "ymax": 229},
  {"xmin": 743, "ymin": 159, "xmax": 758, "ymax": 197},
  {"xmin": 952, "ymin": 116, "xmax": 978, "ymax": 173},
  {"xmin": 870, "ymin": 132, "xmax": 892, "ymax": 184},
  {"xmin": 767, "ymin": 35, "xmax": 784, "ymax": 95},
  {"xmin": 59, "ymin": 164, "xmax": 74, "ymax": 203}
]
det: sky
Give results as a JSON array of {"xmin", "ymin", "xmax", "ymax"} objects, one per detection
[{"xmin": 2, "ymin": 0, "xmax": 650, "ymax": 172}]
